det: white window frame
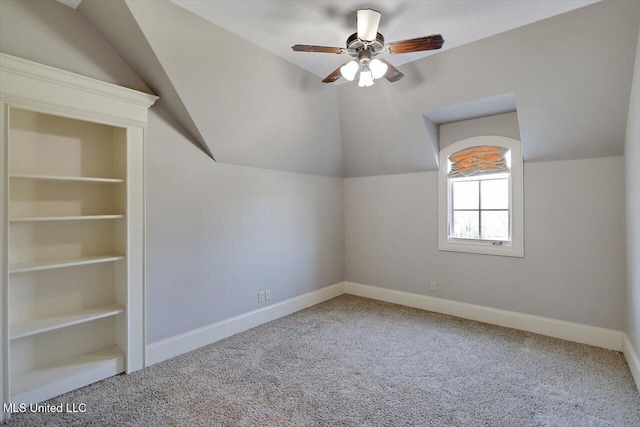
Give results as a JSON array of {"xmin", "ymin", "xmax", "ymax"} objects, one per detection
[{"xmin": 438, "ymin": 136, "xmax": 524, "ymax": 257}]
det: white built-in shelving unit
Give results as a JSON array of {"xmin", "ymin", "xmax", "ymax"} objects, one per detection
[{"xmin": 0, "ymin": 53, "xmax": 157, "ymax": 419}]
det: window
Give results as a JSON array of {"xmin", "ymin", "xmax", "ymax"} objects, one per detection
[
  {"xmin": 451, "ymin": 174, "xmax": 509, "ymax": 241},
  {"xmin": 438, "ymin": 136, "xmax": 524, "ymax": 257}
]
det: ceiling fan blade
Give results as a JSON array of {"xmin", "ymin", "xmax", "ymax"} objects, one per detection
[
  {"xmin": 388, "ymin": 35, "xmax": 444, "ymax": 55},
  {"xmin": 378, "ymin": 59, "xmax": 404, "ymax": 82},
  {"xmin": 357, "ymin": 9, "xmax": 381, "ymax": 41},
  {"xmin": 292, "ymin": 45, "xmax": 343, "ymax": 54},
  {"xmin": 322, "ymin": 65, "xmax": 343, "ymax": 83}
]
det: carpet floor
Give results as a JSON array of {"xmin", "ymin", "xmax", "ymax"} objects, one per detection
[{"xmin": 9, "ymin": 295, "xmax": 640, "ymax": 426}]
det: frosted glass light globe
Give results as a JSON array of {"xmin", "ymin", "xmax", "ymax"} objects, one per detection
[
  {"xmin": 369, "ymin": 59, "xmax": 388, "ymax": 79},
  {"xmin": 358, "ymin": 70, "xmax": 374, "ymax": 87},
  {"xmin": 340, "ymin": 61, "xmax": 359, "ymax": 81}
]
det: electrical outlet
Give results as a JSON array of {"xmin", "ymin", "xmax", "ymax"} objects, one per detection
[
  {"xmin": 259, "ymin": 291, "xmax": 265, "ymax": 303},
  {"xmin": 430, "ymin": 281, "xmax": 437, "ymax": 292},
  {"xmin": 265, "ymin": 289, "xmax": 271, "ymax": 301}
]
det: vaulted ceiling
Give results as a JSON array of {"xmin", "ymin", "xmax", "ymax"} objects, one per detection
[
  {"xmin": 170, "ymin": 0, "xmax": 599, "ymax": 82},
  {"xmin": 80, "ymin": 0, "xmax": 343, "ymax": 176},
  {"xmin": 73, "ymin": 0, "xmax": 639, "ymax": 178},
  {"xmin": 338, "ymin": 1, "xmax": 640, "ymax": 176}
]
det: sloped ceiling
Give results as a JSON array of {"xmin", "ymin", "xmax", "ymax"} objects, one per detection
[
  {"xmin": 78, "ymin": 0, "xmax": 213, "ymax": 159},
  {"xmin": 81, "ymin": 0, "xmax": 343, "ymax": 177},
  {"xmin": 76, "ymin": 0, "xmax": 638, "ymax": 178},
  {"xmin": 338, "ymin": 0, "xmax": 640, "ymax": 177},
  {"xmin": 0, "ymin": 0, "xmax": 148, "ymax": 94},
  {"xmin": 55, "ymin": 0, "xmax": 83, "ymax": 10},
  {"xmin": 171, "ymin": 0, "xmax": 599, "ymax": 83}
]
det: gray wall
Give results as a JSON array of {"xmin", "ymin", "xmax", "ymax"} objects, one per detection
[
  {"xmin": 345, "ymin": 156, "xmax": 626, "ymax": 330},
  {"xmin": 439, "ymin": 113, "xmax": 520, "ymax": 150},
  {"xmin": 145, "ymin": 105, "xmax": 344, "ymax": 342},
  {"xmin": 0, "ymin": 0, "xmax": 345, "ymax": 345},
  {"xmin": 626, "ymin": 27, "xmax": 640, "ymax": 353}
]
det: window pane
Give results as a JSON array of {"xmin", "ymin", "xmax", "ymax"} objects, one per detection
[
  {"xmin": 480, "ymin": 179, "xmax": 509, "ymax": 210},
  {"xmin": 453, "ymin": 211, "xmax": 479, "ymax": 239},
  {"xmin": 481, "ymin": 211, "xmax": 509, "ymax": 241},
  {"xmin": 452, "ymin": 181, "xmax": 479, "ymax": 210}
]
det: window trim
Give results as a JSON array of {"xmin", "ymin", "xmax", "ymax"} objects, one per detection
[{"xmin": 438, "ymin": 136, "xmax": 524, "ymax": 257}]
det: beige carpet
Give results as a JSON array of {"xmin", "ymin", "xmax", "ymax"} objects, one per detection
[{"xmin": 9, "ymin": 295, "xmax": 640, "ymax": 426}]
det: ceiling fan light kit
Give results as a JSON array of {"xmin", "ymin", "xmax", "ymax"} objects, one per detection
[
  {"xmin": 292, "ymin": 8, "xmax": 444, "ymax": 87},
  {"xmin": 358, "ymin": 68, "xmax": 374, "ymax": 87},
  {"xmin": 369, "ymin": 59, "xmax": 388, "ymax": 79},
  {"xmin": 340, "ymin": 61, "xmax": 359, "ymax": 81}
]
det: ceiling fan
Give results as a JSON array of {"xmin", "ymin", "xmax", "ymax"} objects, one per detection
[{"xmin": 291, "ymin": 9, "xmax": 444, "ymax": 87}]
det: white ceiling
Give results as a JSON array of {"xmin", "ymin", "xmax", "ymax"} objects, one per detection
[
  {"xmin": 72, "ymin": 0, "xmax": 638, "ymax": 178},
  {"xmin": 170, "ymin": 0, "xmax": 600, "ymax": 81}
]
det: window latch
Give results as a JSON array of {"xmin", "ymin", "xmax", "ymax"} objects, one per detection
[{"xmin": 492, "ymin": 241, "xmax": 504, "ymax": 246}]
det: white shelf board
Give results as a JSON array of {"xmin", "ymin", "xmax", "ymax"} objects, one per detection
[
  {"xmin": 10, "ymin": 173, "xmax": 124, "ymax": 183},
  {"xmin": 10, "ymin": 255, "xmax": 125, "ymax": 274},
  {"xmin": 10, "ymin": 303, "xmax": 125, "ymax": 340},
  {"xmin": 11, "ymin": 345, "xmax": 125, "ymax": 405},
  {"xmin": 10, "ymin": 215, "xmax": 124, "ymax": 222}
]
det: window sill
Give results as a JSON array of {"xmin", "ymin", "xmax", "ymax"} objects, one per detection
[{"xmin": 439, "ymin": 240, "xmax": 524, "ymax": 257}]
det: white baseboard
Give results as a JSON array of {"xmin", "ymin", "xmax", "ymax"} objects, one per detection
[
  {"xmin": 146, "ymin": 280, "xmax": 626, "ymax": 369},
  {"xmin": 145, "ymin": 282, "xmax": 346, "ymax": 366},
  {"xmin": 344, "ymin": 282, "xmax": 624, "ymax": 351},
  {"xmin": 623, "ymin": 334, "xmax": 640, "ymax": 391}
]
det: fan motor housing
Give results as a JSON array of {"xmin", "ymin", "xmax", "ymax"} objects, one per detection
[{"xmin": 346, "ymin": 32, "xmax": 385, "ymax": 54}]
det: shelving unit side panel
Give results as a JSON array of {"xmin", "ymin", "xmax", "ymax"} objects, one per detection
[
  {"xmin": 113, "ymin": 127, "xmax": 144, "ymax": 373},
  {"xmin": 114, "ymin": 128, "xmax": 128, "ymax": 372},
  {"xmin": 1, "ymin": 102, "xmax": 10, "ymax": 420},
  {"xmin": 127, "ymin": 127, "xmax": 145, "ymax": 373}
]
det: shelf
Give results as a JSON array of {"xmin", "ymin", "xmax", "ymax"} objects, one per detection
[
  {"xmin": 10, "ymin": 173, "xmax": 124, "ymax": 183},
  {"xmin": 10, "ymin": 215, "xmax": 124, "ymax": 222},
  {"xmin": 10, "ymin": 303, "xmax": 125, "ymax": 340},
  {"xmin": 10, "ymin": 255, "xmax": 125, "ymax": 274},
  {"xmin": 11, "ymin": 345, "xmax": 125, "ymax": 404}
]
